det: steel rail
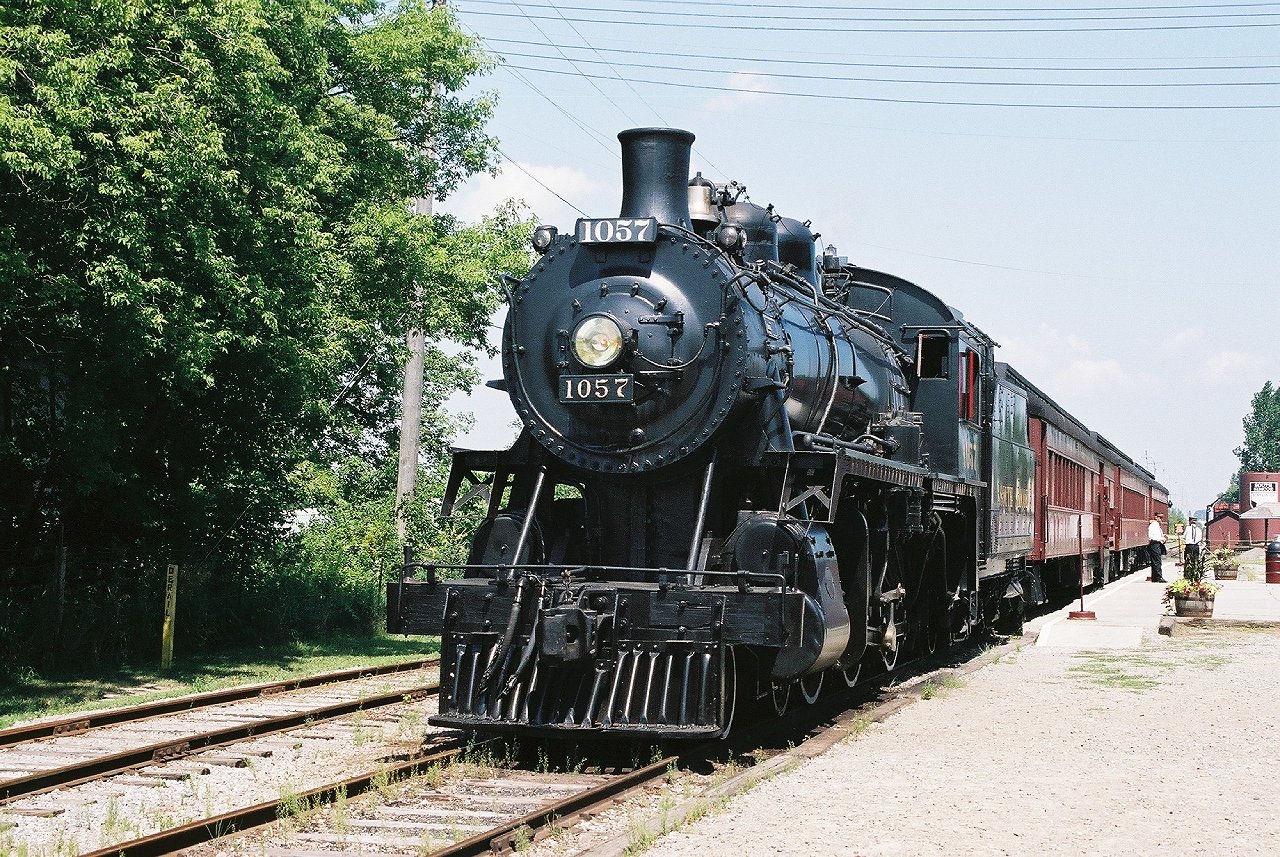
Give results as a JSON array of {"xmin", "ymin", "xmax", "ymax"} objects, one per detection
[
  {"xmin": 0, "ymin": 656, "xmax": 439, "ymax": 749},
  {"xmin": 75, "ymin": 740, "xmax": 468, "ymax": 857},
  {"xmin": 430, "ymin": 755, "xmax": 679, "ymax": 857},
  {"xmin": 74, "ymin": 747, "xmax": 677, "ymax": 857},
  {"xmin": 0, "ymin": 681, "xmax": 440, "ymax": 803},
  {"xmin": 57, "ymin": 642, "xmax": 987, "ymax": 856}
]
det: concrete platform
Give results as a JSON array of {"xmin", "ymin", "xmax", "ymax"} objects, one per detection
[{"xmin": 1026, "ymin": 556, "xmax": 1280, "ymax": 648}]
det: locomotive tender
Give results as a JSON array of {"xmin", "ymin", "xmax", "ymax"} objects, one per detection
[{"xmin": 389, "ymin": 128, "xmax": 1167, "ymax": 738}]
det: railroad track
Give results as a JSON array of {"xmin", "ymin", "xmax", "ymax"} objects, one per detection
[
  {"xmin": 74, "ymin": 740, "xmax": 673, "ymax": 857},
  {"xmin": 0, "ymin": 658, "xmax": 440, "ymax": 807},
  {"xmin": 0, "ymin": 658, "xmax": 437, "ymax": 750},
  {"xmin": 0, "ymin": 637, "xmax": 1022, "ymax": 856},
  {"xmin": 48, "ymin": 638, "xmax": 1011, "ymax": 857}
]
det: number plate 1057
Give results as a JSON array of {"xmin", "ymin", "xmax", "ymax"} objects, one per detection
[
  {"xmin": 559, "ymin": 374, "xmax": 633, "ymax": 403},
  {"xmin": 575, "ymin": 217, "xmax": 657, "ymax": 244}
]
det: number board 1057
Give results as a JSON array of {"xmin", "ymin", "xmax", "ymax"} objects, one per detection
[
  {"xmin": 575, "ymin": 217, "xmax": 658, "ymax": 244},
  {"xmin": 559, "ymin": 374, "xmax": 634, "ymax": 404}
]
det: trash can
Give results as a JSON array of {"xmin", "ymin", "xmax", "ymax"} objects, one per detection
[{"xmin": 1267, "ymin": 536, "xmax": 1280, "ymax": 585}]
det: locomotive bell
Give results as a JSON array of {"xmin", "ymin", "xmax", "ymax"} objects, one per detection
[{"xmin": 688, "ymin": 171, "xmax": 717, "ymax": 231}]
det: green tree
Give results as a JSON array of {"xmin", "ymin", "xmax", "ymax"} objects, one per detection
[
  {"xmin": 1235, "ymin": 381, "xmax": 1280, "ymax": 472},
  {"xmin": 0, "ymin": 0, "xmax": 527, "ymax": 666}
]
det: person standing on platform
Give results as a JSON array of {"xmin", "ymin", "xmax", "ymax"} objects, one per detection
[
  {"xmin": 1148, "ymin": 514, "xmax": 1167, "ymax": 583},
  {"xmin": 1183, "ymin": 516, "xmax": 1204, "ymax": 578}
]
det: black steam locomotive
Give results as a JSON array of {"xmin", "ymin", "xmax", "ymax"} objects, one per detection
[{"xmin": 389, "ymin": 128, "xmax": 1143, "ymax": 738}]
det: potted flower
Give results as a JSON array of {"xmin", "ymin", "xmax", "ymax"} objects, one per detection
[
  {"xmin": 1163, "ymin": 576, "xmax": 1222, "ymax": 617},
  {"xmin": 1205, "ymin": 546, "xmax": 1241, "ymax": 580}
]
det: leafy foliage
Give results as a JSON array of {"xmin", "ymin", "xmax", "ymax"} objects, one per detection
[
  {"xmin": 1163, "ymin": 576, "xmax": 1221, "ymax": 602},
  {"xmin": 0, "ymin": 0, "xmax": 531, "ymax": 668},
  {"xmin": 1235, "ymin": 381, "xmax": 1280, "ymax": 472},
  {"xmin": 1203, "ymin": 546, "xmax": 1239, "ymax": 570}
]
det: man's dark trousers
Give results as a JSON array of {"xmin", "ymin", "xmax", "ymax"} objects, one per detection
[{"xmin": 1148, "ymin": 542, "xmax": 1165, "ymax": 581}]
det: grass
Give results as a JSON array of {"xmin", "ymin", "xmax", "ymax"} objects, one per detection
[
  {"xmin": 920, "ymin": 675, "xmax": 965, "ymax": 700},
  {"xmin": 1064, "ymin": 648, "xmax": 1231, "ymax": 693},
  {"xmin": 0, "ymin": 632, "xmax": 439, "ymax": 730}
]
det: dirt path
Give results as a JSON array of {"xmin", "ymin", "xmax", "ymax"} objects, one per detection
[{"xmin": 641, "ymin": 626, "xmax": 1280, "ymax": 856}]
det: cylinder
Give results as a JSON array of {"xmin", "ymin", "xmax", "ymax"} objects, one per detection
[
  {"xmin": 618, "ymin": 128, "xmax": 695, "ymax": 229},
  {"xmin": 1266, "ymin": 536, "xmax": 1280, "ymax": 584}
]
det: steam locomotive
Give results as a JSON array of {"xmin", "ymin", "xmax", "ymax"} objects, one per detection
[{"xmin": 388, "ymin": 128, "xmax": 1167, "ymax": 739}]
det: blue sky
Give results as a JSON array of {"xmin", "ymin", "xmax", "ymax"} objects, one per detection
[{"xmin": 435, "ymin": 0, "xmax": 1279, "ymax": 515}]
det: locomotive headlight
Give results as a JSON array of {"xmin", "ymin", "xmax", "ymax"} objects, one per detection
[
  {"xmin": 531, "ymin": 225, "xmax": 557, "ymax": 253},
  {"xmin": 572, "ymin": 315, "xmax": 625, "ymax": 368},
  {"xmin": 715, "ymin": 224, "xmax": 744, "ymax": 252}
]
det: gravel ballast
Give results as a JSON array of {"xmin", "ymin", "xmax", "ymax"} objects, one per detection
[{"xmin": 639, "ymin": 626, "xmax": 1280, "ymax": 856}]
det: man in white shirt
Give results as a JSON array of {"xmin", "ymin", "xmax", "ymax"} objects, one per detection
[
  {"xmin": 1147, "ymin": 515, "xmax": 1167, "ymax": 583},
  {"xmin": 1183, "ymin": 516, "xmax": 1204, "ymax": 577}
]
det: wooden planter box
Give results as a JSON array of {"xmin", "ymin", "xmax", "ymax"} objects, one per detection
[
  {"xmin": 1211, "ymin": 565, "xmax": 1238, "ymax": 580},
  {"xmin": 1173, "ymin": 595, "xmax": 1215, "ymax": 617}
]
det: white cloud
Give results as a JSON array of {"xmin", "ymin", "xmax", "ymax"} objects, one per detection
[
  {"xmin": 999, "ymin": 324, "xmax": 1149, "ymax": 400},
  {"xmin": 1163, "ymin": 327, "xmax": 1205, "ymax": 355},
  {"xmin": 705, "ymin": 72, "xmax": 779, "ymax": 113},
  {"xmin": 1199, "ymin": 350, "xmax": 1253, "ymax": 384},
  {"xmin": 439, "ymin": 161, "xmax": 607, "ymax": 227}
]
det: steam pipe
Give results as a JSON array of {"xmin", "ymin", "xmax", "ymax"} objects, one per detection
[{"xmin": 686, "ymin": 453, "xmax": 718, "ymax": 573}]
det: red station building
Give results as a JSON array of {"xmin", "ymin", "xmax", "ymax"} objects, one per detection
[{"xmin": 1208, "ymin": 471, "xmax": 1280, "ymax": 546}]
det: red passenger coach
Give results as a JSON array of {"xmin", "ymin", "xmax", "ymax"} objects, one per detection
[{"xmin": 1004, "ymin": 366, "xmax": 1167, "ymax": 592}]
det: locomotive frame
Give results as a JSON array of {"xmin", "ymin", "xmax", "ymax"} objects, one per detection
[{"xmin": 388, "ymin": 128, "xmax": 1167, "ymax": 739}]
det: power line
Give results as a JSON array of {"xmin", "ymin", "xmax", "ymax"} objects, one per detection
[
  {"xmin": 466, "ymin": 16, "xmax": 733, "ymax": 180},
  {"xmin": 541, "ymin": 0, "xmax": 666, "ymax": 126},
  {"xmin": 766, "ymin": 109, "xmax": 1279, "ymax": 143},
  {"xmin": 465, "ymin": 7, "xmax": 1280, "ymax": 32},
  {"xmin": 503, "ymin": 63, "xmax": 1280, "ymax": 108},
  {"xmin": 487, "ymin": 37, "xmax": 1280, "ymax": 73},
  {"xmin": 457, "ymin": 20, "xmax": 619, "ymax": 157},
  {"xmin": 498, "ymin": 51, "xmax": 1280, "ymax": 87},
  {"xmin": 506, "ymin": 0, "xmax": 1280, "ymax": 10},
  {"xmin": 467, "ymin": 0, "xmax": 1280, "ymax": 23},
  {"xmin": 850, "ymin": 239, "xmax": 1268, "ymax": 288},
  {"xmin": 509, "ymin": 1, "xmax": 644, "ymax": 128},
  {"xmin": 537, "ymin": 0, "xmax": 733, "ymax": 181},
  {"xmin": 495, "ymin": 147, "xmax": 589, "ymax": 216}
]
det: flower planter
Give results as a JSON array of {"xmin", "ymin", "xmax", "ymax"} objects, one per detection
[
  {"xmin": 1211, "ymin": 565, "xmax": 1238, "ymax": 581},
  {"xmin": 1173, "ymin": 595, "xmax": 1215, "ymax": 618}
]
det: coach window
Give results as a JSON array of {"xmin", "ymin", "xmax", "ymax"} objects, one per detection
[
  {"xmin": 959, "ymin": 349, "xmax": 979, "ymax": 421},
  {"xmin": 916, "ymin": 332, "xmax": 949, "ymax": 379}
]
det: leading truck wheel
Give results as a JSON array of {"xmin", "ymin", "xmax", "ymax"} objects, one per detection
[
  {"xmin": 799, "ymin": 671, "xmax": 823, "ymax": 705},
  {"xmin": 881, "ymin": 640, "xmax": 900, "ymax": 672},
  {"xmin": 770, "ymin": 681, "xmax": 790, "ymax": 717}
]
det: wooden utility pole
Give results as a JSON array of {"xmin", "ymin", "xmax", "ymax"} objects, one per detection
[{"xmin": 395, "ymin": 0, "xmax": 447, "ymax": 542}]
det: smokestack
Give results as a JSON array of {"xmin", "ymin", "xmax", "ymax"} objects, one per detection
[{"xmin": 618, "ymin": 128, "xmax": 694, "ymax": 229}]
